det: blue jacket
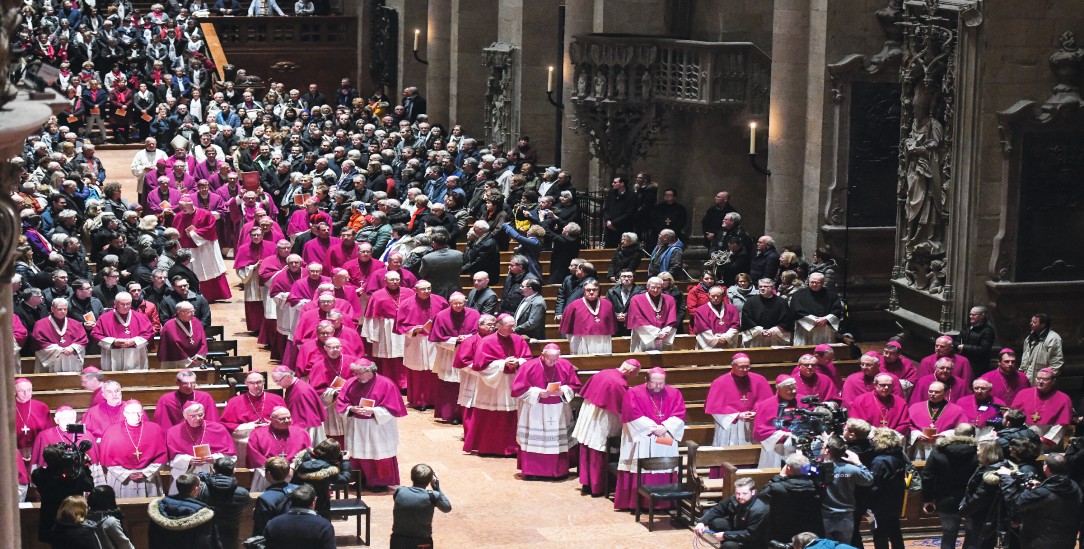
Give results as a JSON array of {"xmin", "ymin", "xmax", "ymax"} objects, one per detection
[{"xmin": 264, "ymin": 509, "xmax": 335, "ymax": 549}]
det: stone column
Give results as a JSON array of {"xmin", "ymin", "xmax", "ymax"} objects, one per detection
[
  {"xmin": 424, "ymin": 0, "xmax": 452, "ymax": 125},
  {"xmin": 497, "ymin": 0, "xmax": 561, "ymax": 166},
  {"xmin": 559, "ymin": 0, "xmax": 592, "ymax": 185},
  {"xmin": 449, "ymin": 0, "xmax": 498, "ymax": 137},
  {"xmin": 0, "ymin": 90, "xmax": 67, "ymax": 547},
  {"xmin": 386, "ymin": 0, "xmax": 428, "ymax": 94},
  {"xmin": 765, "ymin": 0, "xmax": 813, "ymax": 247}
]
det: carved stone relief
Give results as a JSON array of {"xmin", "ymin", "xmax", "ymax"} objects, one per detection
[
  {"xmin": 368, "ymin": 0, "xmax": 398, "ymax": 89},
  {"xmin": 482, "ymin": 43, "xmax": 516, "ymax": 151},
  {"xmin": 993, "ymin": 31, "xmax": 1084, "ymax": 283},
  {"xmin": 896, "ymin": 0, "xmax": 957, "ymax": 292}
]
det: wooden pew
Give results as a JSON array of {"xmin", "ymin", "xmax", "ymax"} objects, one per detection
[
  {"xmin": 527, "ymin": 335, "xmax": 699, "ymax": 355},
  {"xmin": 21, "ymin": 495, "xmax": 255, "ymax": 549},
  {"xmin": 686, "ymin": 442, "xmax": 762, "ymax": 512},
  {"xmin": 35, "ymin": 384, "xmax": 238, "ymax": 411},
  {"xmin": 562, "ymin": 344, "xmax": 857, "ymax": 374},
  {"xmin": 18, "ymin": 368, "xmax": 220, "ymax": 392}
]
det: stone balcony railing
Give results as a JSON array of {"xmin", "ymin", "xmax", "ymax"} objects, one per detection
[{"xmin": 569, "ymin": 33, "xmax": 770, "ymax": 115}]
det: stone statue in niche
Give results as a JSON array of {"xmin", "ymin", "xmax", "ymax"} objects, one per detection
[
  {"xmin": 593, "ymin": 68, "xmax": 607, "ymax": 100},
  {"xmin": 640, "ymin": 68, "xmax": 652, "ymax": 99},
  {"xmin": 615, "ymin": 68, "xmax": 627, "ymax": 100},
  {"xmin": 898, "ymin": 10, "xmax": 955, "ymax": 290},
  {"xmin": 577, "ymin": 69, "xmax": 589, "ymax": 98},
  {"xmin": 902, "ymin": 80, "xmax": 946, "ymax": 256}
]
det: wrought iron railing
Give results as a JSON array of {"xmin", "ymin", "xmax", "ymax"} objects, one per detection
[{"xmin": 576, "ymin": 190, "xmax": 608, "ymax": 249}]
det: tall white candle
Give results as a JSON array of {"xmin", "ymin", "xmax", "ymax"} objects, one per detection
[
  {"xmin": 414, "ymin": 29, "xmax": 420, "ymax": 52},
  {"xmin": 547, "ymin": 66, "xmax": 554, "ymax": 93},
  {"xmin": 749, "ymin": 122, "xmax": 757, "ymax": 154}
]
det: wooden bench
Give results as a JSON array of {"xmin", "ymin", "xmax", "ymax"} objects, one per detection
[
  {"xmin": 528, "ymin": 335, "xmax": 700, "ymax": 355},
  {"xmin": 36, "ymin": 384, "xmax": 239, "ymax": 411},
  {"xmin": 564, "ymin": 344, "xmax": 857, "ymax": 374},
  {"xmin": 17, "ymin": 368, "xmax": 220, "ymax": 392},
  {"xmin": 686, "ymin": 442, "xmax": 763, "ymax": 513}
]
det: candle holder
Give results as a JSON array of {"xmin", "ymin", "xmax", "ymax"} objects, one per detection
[
  {"xmin": 748, "ymin": 151, "xmax": 771, "ymax": 176},
  {"xmin": 547, "ymin": 90, "xmax": 563, "ymax": 109},
  {"xmin": 413, "ymin": 48, "xmax": 428, "ymax": 65}
]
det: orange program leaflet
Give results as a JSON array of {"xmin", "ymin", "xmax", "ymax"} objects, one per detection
[
  {"xmin": 192, "ymin": 444, "xmax": 211, "ymax": 459},
  {"xmin": 654, "ymin": 435, "xmax": 675, "ymax": 447},
  {"xmin": 82, "ymin": 312, "xmax": 95, "ymax": 323},
  {"xmin": 293, "ymin": 193, "xmax": 312, "ymax": 206},
  {"xmin": 546, "ymin": 382, "xmax": 560, "ymax": 393},
  {"xmin": 360, "ymin": 398, "xmax": 376, "ymax": 408},
  {"xmin": 330, "ymin": 376, "xmax": 346, "ymax": 390}
]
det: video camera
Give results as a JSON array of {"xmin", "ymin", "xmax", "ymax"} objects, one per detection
[
  {"xmin": 773, "ymin": 395, "xmax": 848, "ymax": 456},
  {"xmin": 768, "ymin": 540, "xmax": 792, "ymax": 549},
  {"xmin": 56, "ymin": 424, "xmax": 93, "ymax": 477}
]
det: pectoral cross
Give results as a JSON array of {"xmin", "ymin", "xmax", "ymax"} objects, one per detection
[
  {"xmin": 21, "ymin": 425, "xmax": 30, "ymax": 434},
  {"xmin": 740, "ymin": 394, "xmax": 748, "ymax": 403},
  {"xmin": 59, "ymin": 338, "xmax": 65, "ymax": 344},
  {"xmin": 132, "ymin": 448, "xmax": 143, "ymax": 459},
  {"xmin": 1031, "ymin": 411, "xmax": 1041, "ymax": 423},
  {"xmin": 880, "ymin": 420, "xmax": 888, "ymax": 427}
]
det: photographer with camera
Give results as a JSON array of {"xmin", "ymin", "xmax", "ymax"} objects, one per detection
[
  {"xmin": 758, "ymin": 453, "xmax": 823, "ymax": 540},
  {"xmin": 753, "ymin": 376, "xmax": 803, "ymax": 468},
  {"xmin": 693, "ymin": 477, "xmax": 768, "ymax": 548},
  {"xmin": 994, "ymin": 408, "xmax": 1040, "ymax": 458},
  {"xmin": 31, "ymin": 442, "xmax": 95, "ymax": 542},
  {"xmin": 818, "ymin": 435, "xmax": 873, "ymax": 543},
  {"xmin": 997, "ymin": 452, "xmax": 1082, "ymax": 549}
]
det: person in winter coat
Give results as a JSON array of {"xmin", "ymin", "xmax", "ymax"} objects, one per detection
[
  {"xmin": 147, "ymin": 473, "xmax": 220, "ymax": 549},
  {"xmin": 998, "ymin": 452, "xmax": 1082, "ymax": 549},
  {"xmin": 758, "ymin": 453, "xmax": 824, "ymax": 541},
  {"xmin": 49, "ymin": 496, "xmax": 102, "ymax": 549},
  {"xmin": 292, "ymin": 439, "xmax": 351, "ymax": 519},
  {"xmin": 866, "ymin": 428, "xmax": 908, "ymax": 549},
  {"xmin": 959, "ymin": 440, "xmax": 1007, "ymax": 549},
  {"xmin": 921, "ymin": 424, "xmax": 978, "ymax": 549},
  {"xmin": 197, "ymin": 458, "xmax": 251, "ymax": 549}
]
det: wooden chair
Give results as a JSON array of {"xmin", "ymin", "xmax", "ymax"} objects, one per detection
[
  {"xmin": 603, "ymin": 435, "xmax": 622, "ymax": 498},
  {"xmin": 209, "ymin": 355, "xmax": 252, "ymax": 385},
  {"xmin": 205, "ymin": 325, "xmax": 225, "ymax": 341},
  {"xmin": 634, "ymin": 456, "xmax": 697, "ymax": 531},
  {"xmin": 329, "ymin": 470, "xmax": 371, "ymax": 545},
  {"xmin": 205, "ymin": 339, "xmax": 238, "ymax": 360}
]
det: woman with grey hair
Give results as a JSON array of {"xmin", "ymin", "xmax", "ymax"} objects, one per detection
[
  {"xmin": 554, "ymin": 189, "xmax": 582, "ymax": 228},
  {"xmin": 607, "ymin": 231, "xmax": 643, "ymax": 281}
]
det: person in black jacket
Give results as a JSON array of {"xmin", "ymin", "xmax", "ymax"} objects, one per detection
[
  {"xmin": 33, "ymin": 444, "xmax": 96, "ymax": 543},
  {"xmin": 998, "ymin": 452, "xmax": 1082, "ymax": 549},
  {"xmin": 959, "ymin": 440, "xmax": 1007, "ymax": 549},
  {"xmin": 758, "ymin": 453, "xmax": 823, "ymax": 541},
  {"xmin": 921, "ymin": 424, "xmax": 978, "ymax": 549},
  {"xmin": 693, "ymin": 477, "xmax": 769, "ymax": 548},
  {"xmin": 607, "ymin": 232, "xmax": 644, "ymax": 282},
  {"xmin": 958, "ymin": 306, "xmax": 997, "ymax": 375},
  {"xmin": 198, "ymin": 457, "xmax": 252, "ymax": 549},
  {"xmin": 263, "ymin": 484, "xmax": 336, "ymax": 549},
  {"xmin": 461, "ymin": 220, "xmax": 500, "ymax": 279},
  {"xmin": 252, "ymin": 456, "xmax": 296, "ymax": 535},
  {"xmin": 49, "ymin": 496, "xmax": 102, "ymax": 549},
  {"xmin": 602, "ymin": 176, "xmax": 635, "ymax": 248},
  {"xmin": 867, "ymin": 427, "xmax": 908, "ymax": 549}
]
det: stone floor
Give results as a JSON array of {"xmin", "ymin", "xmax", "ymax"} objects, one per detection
[{"xmin": 99, "ymin": 148, "xmax": 959, "ymax": 548}]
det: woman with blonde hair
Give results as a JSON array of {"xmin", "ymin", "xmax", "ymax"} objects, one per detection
[
  {"xmin": 867, "ymin": 428, "xmax": 907, "ymax": 549},
  {"xmin": 50, "ymin": 495, "xmax": 102, "ymax": 548}
]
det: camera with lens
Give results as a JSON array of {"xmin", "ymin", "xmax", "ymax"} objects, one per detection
[
  {"xmin": 53, "ymin": 424, "xmax": 93, "ymax": 477},
  {"xmin": 773, "ymin": 396, "xmax": 848, "ymax": 456},
  {"xmin": 768, "ymin": 540, "xmax": 792, "ymax": 549}
]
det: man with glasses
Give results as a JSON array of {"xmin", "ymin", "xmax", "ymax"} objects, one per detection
[
  {"xmin": 158, "ymin": 301, "xmax": 208, "ymax": 369},
  {"xmin": 790, "ymin": 272, "xmax": 844, "ymax": 346},
  {"xmin": 739, "ymin": 278, "xmax": 793, "ymax": 347},
  {"xmin": 99, "ymin": 400, "xmax": 168, "ymax": 497},
  {"xmin": 164, "ymin": 403, "xmax": 236, "ymax": 493},
  {"xmin": 154, "ymin": 369, "xmax": 222, "ymax": 429},
  {"xmin": 559, "ymin": 279, "xmax": 616, "ymax": 354},
  {"xmin": 160, "ymin": 276, "xmax": 213, "ymax": 328},
  {"xmin": 91, "ymin": 292, "xmax": 155, "ymax": 371},
  {"xmin": 614, "ymin": 368, "xmax": 686, "ymax": 510},
  {"xmin": 691, "ymin": 285, "xmax": 741, "ymax": 349},
  {"xmin": 705, "ymin": 353, "xmax": 772, "ymax": 447},
  {"xmin": 1011, "ymin": 367, "xmax": 1073, "ymax": 450},
  {"xmin": 512, "ymin": 278, "xmax": 546, "ymax": 341},
  {"xmin": 849, "ymin": 373, "xmax": 910, "ymax": 435},
  {"xmin": 626, "ymin": 277, "xmax": 678, "ymax": 352},
  {"xmin": 246, "ymin": 406, "xmax": 312, "ymax": 492},
  {"xmin": 221, "ymin": 372, "xmax": 286, "ymax": 466},
  {"xmin": 841, "ymin": 352, "xmax": 901, "ymax": 407}
]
